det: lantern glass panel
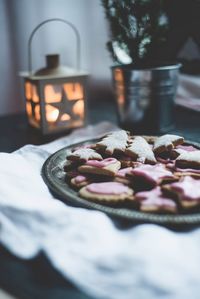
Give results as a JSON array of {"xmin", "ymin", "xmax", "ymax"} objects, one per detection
[
  {"xmin": 26, "ymin": 102, "xmax": 32, "ymax": 117},
  {"xmin": 44, "ymin": 84, "xmax": 62, "ymax": 103},
  {"xmin": 25, "ymin": 81, "xmax": 40, "ymax": 126},
  {"xmin": 63, "ymin": 83, "xmax": 83, "ymax": 100},
  {"xmin": 43, "ymin": 81, "xmax": 85, "ymax": 132}
]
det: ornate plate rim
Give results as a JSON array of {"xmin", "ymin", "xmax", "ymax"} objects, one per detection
[{"xmin": 42, "ymin": 138, "xmax": 200, "ymax": 226}]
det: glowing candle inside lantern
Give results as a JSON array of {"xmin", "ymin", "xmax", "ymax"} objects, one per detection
[{"xmin": 46, "ymin": 105, "xmax": 59, "ymax": 123}]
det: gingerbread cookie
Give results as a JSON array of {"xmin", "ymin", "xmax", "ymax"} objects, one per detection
[
  {"xmin": 106, "ymin": 130, "xmax": 129, "ymax": 140},
  {"xmin": 175, "ymin": 150, "xmax": 200, "ymax": 169},
  {"xmin": 135, "ymin": 186, "xmax": 177, "ymax": 213},
  {"xmin": 78, "ymin": 158, "xmax": 121, "ymax": 177},
  {"xmin": 125, "ymin": 136, "xmax": 156, "ymax": 164},
  {"xmin": 67, "ymin": 148, "xmax": 102, "ymax": 162},
  {"xmin": 71, "ymin": 175, "xmax": 90, "ymax": 188},
  {"xmin": 153, "ymin": 134, "xmax": 184, "ymax": 155},
  {"xmin": 162, "ymin": 176, "xmax": 200, "ymax": 209},
  {"xmin": 79, "ymin": 182, "xmax": 134, "ymax": 203},
  {"xmin": 128, "ymin": 164, "xmax": 177, "ymax": 188},
  {"xmin": 96, "ymin": 130, "xmax": 129, "ymax": 155}
]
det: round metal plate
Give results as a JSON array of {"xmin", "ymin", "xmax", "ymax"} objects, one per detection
[{"xmin": 42, "ymin": 138, "xmax": 200, "ymax": 225}]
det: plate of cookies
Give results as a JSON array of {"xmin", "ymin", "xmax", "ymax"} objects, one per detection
[{"xmin": 42, "ymin": 130, "xmax": 200, "ymax": 225}]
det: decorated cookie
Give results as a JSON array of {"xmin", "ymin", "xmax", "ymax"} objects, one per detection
[
  {"xmin": 153, "ymin": 134, "xmax": 184, "ymax": 155},
  {"xmin": 162, "ymin": 176, "xmax": 200, "ymax": 209},
  {"xmin": 79, "ymin": 182, "xmax": 134, "ymax": 203},
  {"xmin": 106, "ymin": 130, "xmax": 129, "ymax": 140},
  {"xmin": 71, "ymin": 175, "xmax": 90, "ymax": 188},
  {"xmin": 135, "ymin": 187, "xmax": 177, "ymax": 213},
  {"xmin": 67, "ymin": 148, "xmax": 103, "ymax": 162},
  {"xmin": 78, "ymin": 158, "xmax": 121, "ymax": 177},
  {"xmin": 171, "ymin": 144, "xmax": 198, "ymax": 159},
  {"xmin": 125, "ymin": 136, "xmax": 156, "ymax": 164},
  {"xmin": 96, "ymin": 130, "xmax": 129, "ymax": 155},
  {"xmin": 115, "ymin": 167, "xmax": 132, "ymax": 185},
  {"xmin": 72, "ymin": 143, "xmax": 95, "ymax": 152},
  {"xmin": 175, "ymin": 150, "xmax": 200, "ymax": 169},
  {"xmin": 128, "ymin": 164, "xmax": 176, "ymax": 188}
]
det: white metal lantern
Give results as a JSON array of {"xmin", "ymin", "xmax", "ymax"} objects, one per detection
[{"xmin": 20, "ymin": 18, "xmax": 88, "ymax": 135}]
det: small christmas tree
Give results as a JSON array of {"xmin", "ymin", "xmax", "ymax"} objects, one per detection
[{"xmin": 102, "ymin": 0, "xmax": 169, "ymax": 65}]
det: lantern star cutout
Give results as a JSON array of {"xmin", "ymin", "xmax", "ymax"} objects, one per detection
[{"xmin": 50, "ymin": 87, "xmax": 80, "ymax": 123}]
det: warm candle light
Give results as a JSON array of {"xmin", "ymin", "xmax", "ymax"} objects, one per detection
[
  {"xmin": 114, "ymin": 68, "xmax": 125, "ymax": 105},
  {"xmin": 73, "ymin": 100, "xmax": 84, "ymax": 117},
  {"xmin": 44, "ymin": 84, "xmax": 62, "ymax": 103},
  {"xmin": 32, "ymin": 85, "xmax": 39, "ymax": 103},
  {"xmin": 46, "ymin": 105, "xmax": 59, "ymax": 123},
  {"xmin": 60, "ymin": 113, "xmax": 71, "ymax": 121},
  {"xmin": 26, "ymin": 102, "xmax": 32, "ymax": 116},
  {"xmin": 25, "ymin": 82, "xmax": 32, "ymax": 100},
  {"xmin": 35, "ymin": 105, "xmax": 41, "ymax": 122},
  {"xmin": 64, "ymin": 83, "xmax": 83, "ymax": 100}
]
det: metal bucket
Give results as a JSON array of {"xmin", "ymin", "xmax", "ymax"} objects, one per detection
[{"xmin": 112, "ymin": 63, "xmax": 181, "ymax": 134}]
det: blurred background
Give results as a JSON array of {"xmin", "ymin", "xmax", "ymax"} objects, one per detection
[{"xmin": 1, "ymin": 0, "xmax": 200, "ymax": 117}]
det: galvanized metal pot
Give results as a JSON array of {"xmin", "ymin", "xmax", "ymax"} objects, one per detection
[{"xmin": 112, "ymin": 63, "xmax": 181, "ymax": 134}]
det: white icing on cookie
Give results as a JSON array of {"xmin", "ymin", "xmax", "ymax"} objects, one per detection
[
  {"xmin": 68, "ymin": 148, "xmax": 102, "ymax": 161},
  {"xmin": 126, "ymin": 136, "xmax": 156, "ymax": 163},
  {"xmin": 153, "ymin": 134, "xmax": 184, "ymax": 151},
  {"xmin": 107, "ymin": 130, "xmax": 129, "ymax": 140},
  {"xmin": 96, "ymin": 130, "xmax": 129, "ymax": 154},
  {"xmin": 97, "ymin": 138, "xmax": 127, "ymax": 153},
  {"xmin": 176, "ymin": 150, "xmax": 200, "ymax": 163}
]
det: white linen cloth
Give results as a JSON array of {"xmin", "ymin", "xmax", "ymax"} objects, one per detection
[{"xmin": 0, "ymin": 121, "xmax": 200, "ymax": 299}]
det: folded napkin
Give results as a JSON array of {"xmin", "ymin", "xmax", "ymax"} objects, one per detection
[{"xmin": 0, "ymin": 121, "xmax": 200, "ymax": 299}]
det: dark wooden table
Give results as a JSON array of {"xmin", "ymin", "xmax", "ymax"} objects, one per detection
[{"xmin": 0, "ymin": 99, "xmax": 199, "ymax": 299}]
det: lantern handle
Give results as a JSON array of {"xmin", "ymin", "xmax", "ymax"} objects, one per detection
[{"xmin": 28, "ymin": 18, "xmax": 81, "ymax": 75}]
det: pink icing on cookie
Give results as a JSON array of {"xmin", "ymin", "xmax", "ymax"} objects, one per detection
[
  {"xmin": 86, "ymin": 158, "xmax": 117, "ymax": 168},
  {"xmin": 86, "ymin": 182, "xmax": 129, "ymax": 195},
  {"xmin": 117, "ymin": 167, "xmax": 132, "ymax": 178},
  {"xmin": 131, "ymin": 164, "xmax": 174, "ymax": 185},
  {"xmin": 170, "ymin": 176, "xmax": 200, "ymax": 201},
  {"xmin": 74, "ymin": 175, "xmax": 87, "ymax": 183},
  {"xmin": 135, "ymin": 187, "xmax": 176, "ymax": 208},
  {"xmin": 175, "ymin": 145, "xmax": 198, "ymax": 152}
]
